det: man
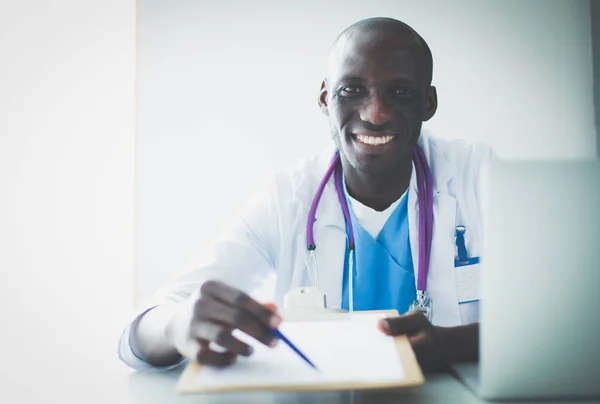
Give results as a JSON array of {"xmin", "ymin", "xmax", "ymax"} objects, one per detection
[{"xmin": 119, "ymin": 17, "xmax": 493, "ymax": 373}]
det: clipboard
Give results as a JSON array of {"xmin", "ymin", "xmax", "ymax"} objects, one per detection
[{"xmin": 176, "ymin": 310, "xmax": 424, "ymax": 393}]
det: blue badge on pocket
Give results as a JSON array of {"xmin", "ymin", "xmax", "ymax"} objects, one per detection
[
  {"xmin": 455, "ymin": 256, "xmax": 480, "ymax": 267},
  {"xmin": 454, "ymin": 226, "xmax": 481, "ymax": 303}
]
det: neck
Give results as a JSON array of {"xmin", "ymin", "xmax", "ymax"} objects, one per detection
[{"xmin": 342, "ymin": 154, "xmax": 413, "ymax": 212}]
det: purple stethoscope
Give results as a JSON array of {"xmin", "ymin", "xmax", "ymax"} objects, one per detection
[{"xmin": 306, "ymin": 146, "xmax": 434, "ymax": 320}]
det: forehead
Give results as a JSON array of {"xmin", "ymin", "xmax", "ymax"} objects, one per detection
[{"xmin": 328, "ymin": 30, "xmax": 423, "ymax": 84}]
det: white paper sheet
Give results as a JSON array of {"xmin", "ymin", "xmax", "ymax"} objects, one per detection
[{"xmin": 194, "ymin": 314, "xmax": 405, "ymax": 388}]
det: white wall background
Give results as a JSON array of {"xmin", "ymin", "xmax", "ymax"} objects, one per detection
[
  {"xmin": 137, "ymin": 0, "xmax": 596, "ymax": 302},
  {"xmin": 0, "ymin": 1, "xmax": 135, "ymax": 402}
]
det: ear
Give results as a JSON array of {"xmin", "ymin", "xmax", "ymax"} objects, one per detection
[
  {"xmin": 318, "ymin": 80, "xmax": 329, "ymax": 116},
  {"xmin": 423, "ymin": 86, "xmax": 438, "ymax": 122}
]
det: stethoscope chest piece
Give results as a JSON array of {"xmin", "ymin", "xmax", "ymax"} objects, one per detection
[{"xmin": 409, "ymin": 290, "xmax": 433, "ymax": 321}]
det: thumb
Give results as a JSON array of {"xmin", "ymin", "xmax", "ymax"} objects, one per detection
[{"xmin": 378, "ymin": 311, "xmax": 431, "ymax": 336}]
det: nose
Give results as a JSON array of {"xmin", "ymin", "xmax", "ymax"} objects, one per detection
[{"xmin": 359, "ymin": 94, "xmax": 392, "ymax": 127}]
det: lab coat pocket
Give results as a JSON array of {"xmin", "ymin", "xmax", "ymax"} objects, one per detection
[{"xmin": 454, "ymin": 257, "xmax": 482, "ymax": 324}]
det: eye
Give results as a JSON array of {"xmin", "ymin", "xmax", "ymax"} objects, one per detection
[
  {"xmin": 339, "ymin": 86, "xmax": 363, "ymax": 98},
  {"xmin": 393, "ymin": 88, "xmax": 415, "ymax": 97}
]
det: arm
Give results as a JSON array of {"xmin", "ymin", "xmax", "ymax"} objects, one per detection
[
  {"xmin": 119, "ymin": 176, "xmax": 283, "ymax": 369},
  {"xmin": 384, "ymin": 142, "xmax": 492, "ymax": 371}
]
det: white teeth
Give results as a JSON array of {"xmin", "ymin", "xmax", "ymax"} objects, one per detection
[{"xmin": 356, "ymin": 135, "xmax": 395, "ymax": 145}]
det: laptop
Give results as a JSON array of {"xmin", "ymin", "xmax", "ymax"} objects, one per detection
[{"xmin": 452, "ymin": 160, "xmax": 600, "ymax": 401}]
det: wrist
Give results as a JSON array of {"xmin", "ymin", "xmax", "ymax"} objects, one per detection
[
  {"xmin": 129, "ymin": 306, "xmax": 158, "ymax": 362},
  {"xmin": 136, "ymin": 304, "xmax": 184, "ymax": 366},
  {"xmin": 436, "ymin": 323, "xmax": 479, "ymax": 364},
  {"xmin": 165, "ymin": 298, "xmax": 202, "ymax": 360}
]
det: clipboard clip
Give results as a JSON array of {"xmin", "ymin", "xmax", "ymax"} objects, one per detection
[{"xmin": 282, "ymin": 287, "xmax": 348, "ymax": 322}]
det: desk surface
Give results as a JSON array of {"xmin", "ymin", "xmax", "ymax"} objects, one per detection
[
  {"xmin": 0, "ymin": 328, "xmax": 589, "ymax": 404},
  {"xmin": 122, "ymin": 363, "xmax": 589, "ymax": 404},
  {"xmin": 0, "ymin": 354, "xmax": 588, "ymax": 404},
  {"xmin": 125, "ymin": 366, "xmax": 479, "ymax": 404}
]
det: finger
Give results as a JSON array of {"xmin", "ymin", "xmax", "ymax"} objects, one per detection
[
  {"xmin": 263, "ymin": 302, "xmax": 278, "ymax": 312},
  {"xmin": 196, "ymin": 340, "xmax": 237, "ymax": 368},
  {"xmin": 379, "ymin": 311, "xmax": 431, "ymax": 336},
  {"xmin": 191, "ymin": 321, "xmax": 253, "ymax": 356},
  {"xmin": 195, "ymin": 297, "xmax": 278, "ymax": 347},
  {"xmin": 200, "ymin": 281, "xmax": 281, "ymax": 328}
]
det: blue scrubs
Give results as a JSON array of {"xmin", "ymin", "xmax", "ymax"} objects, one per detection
[{"xmin": 341, "ymin": 192, "xmax": 416, "ymax": 314}]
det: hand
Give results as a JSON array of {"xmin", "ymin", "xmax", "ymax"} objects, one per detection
[
  {"xmin": 378, "ymin": 311, "xmax": 447, "ymax": 372},
  {"xmin": 167, "ymin": 280, "xmax": 281, "ymax": 367},
  {"xmin": 378, "ymin": 311, "xmax": 480, "ymax": 373}
]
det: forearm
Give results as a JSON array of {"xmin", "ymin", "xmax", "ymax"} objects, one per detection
[
  {"xmin": 130, "ymin": 304, "xmax": 183, "ymax": 367},
  {"xmin": 438, "ymin": 322, "xmax": 479, "ymax": 363}
]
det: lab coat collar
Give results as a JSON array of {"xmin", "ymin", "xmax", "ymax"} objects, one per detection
[{"xmin": 414, "ymin": 129, "xmax": 455, "ymax": 196}]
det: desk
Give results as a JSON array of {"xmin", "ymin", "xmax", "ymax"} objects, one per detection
[
  {"xmin": 0, "ymin": 354, "xmax": 588, "ymax": 403},
  {"xmin": 122, "ymin": 365, "xmax": 587, "ymax": 404},
  {"xmin": 0, "ymin": 329, "xmax": 589, "ymax": 404},
  {"xmin": 125, "ymin": 366, "xmax": 478, "ymax": 404}
]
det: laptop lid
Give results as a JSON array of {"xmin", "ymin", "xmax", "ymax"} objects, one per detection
[{"xmin": 479, "ymin": 160, "xmax": 600, "ymax": 401}]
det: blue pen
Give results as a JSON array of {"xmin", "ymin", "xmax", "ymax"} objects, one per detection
[{"xmin": 271, "ymin": 328, "xmax": 318, "ymax": 370}]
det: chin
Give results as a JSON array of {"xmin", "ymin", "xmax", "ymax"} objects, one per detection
[
  {"xmin": 342, "ymin": 151, "xmax": 395, "ymax": 176},
  {"xmin": 344, "ymin": 138, "xmax": 411, "ymax": 171}
]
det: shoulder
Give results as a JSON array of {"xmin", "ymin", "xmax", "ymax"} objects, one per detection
[
  {"xmin": 268, "ymin": 143, "xmax": 337, "ymax": 201},
  {"xmin": 420, "ymin": 129, "xmax": 496, "ymax": 169},
  {"xmin": 419, "ymin": 130, "xmax": 497, "ymax": 187}
]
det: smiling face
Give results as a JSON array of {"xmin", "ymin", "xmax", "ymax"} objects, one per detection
[{"xmin": 319, "ymin": 28, "xmax": 437, "ymax": 175}]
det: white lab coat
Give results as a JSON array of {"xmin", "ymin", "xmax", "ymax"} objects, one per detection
[{"xmin": 135, "ymin": 130, "xmax": 495, "ymax": 331}]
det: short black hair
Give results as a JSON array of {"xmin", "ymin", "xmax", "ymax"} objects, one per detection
[{"xmin": 333, "ymin": 17, "xmax": 433, "ymax": 85}]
